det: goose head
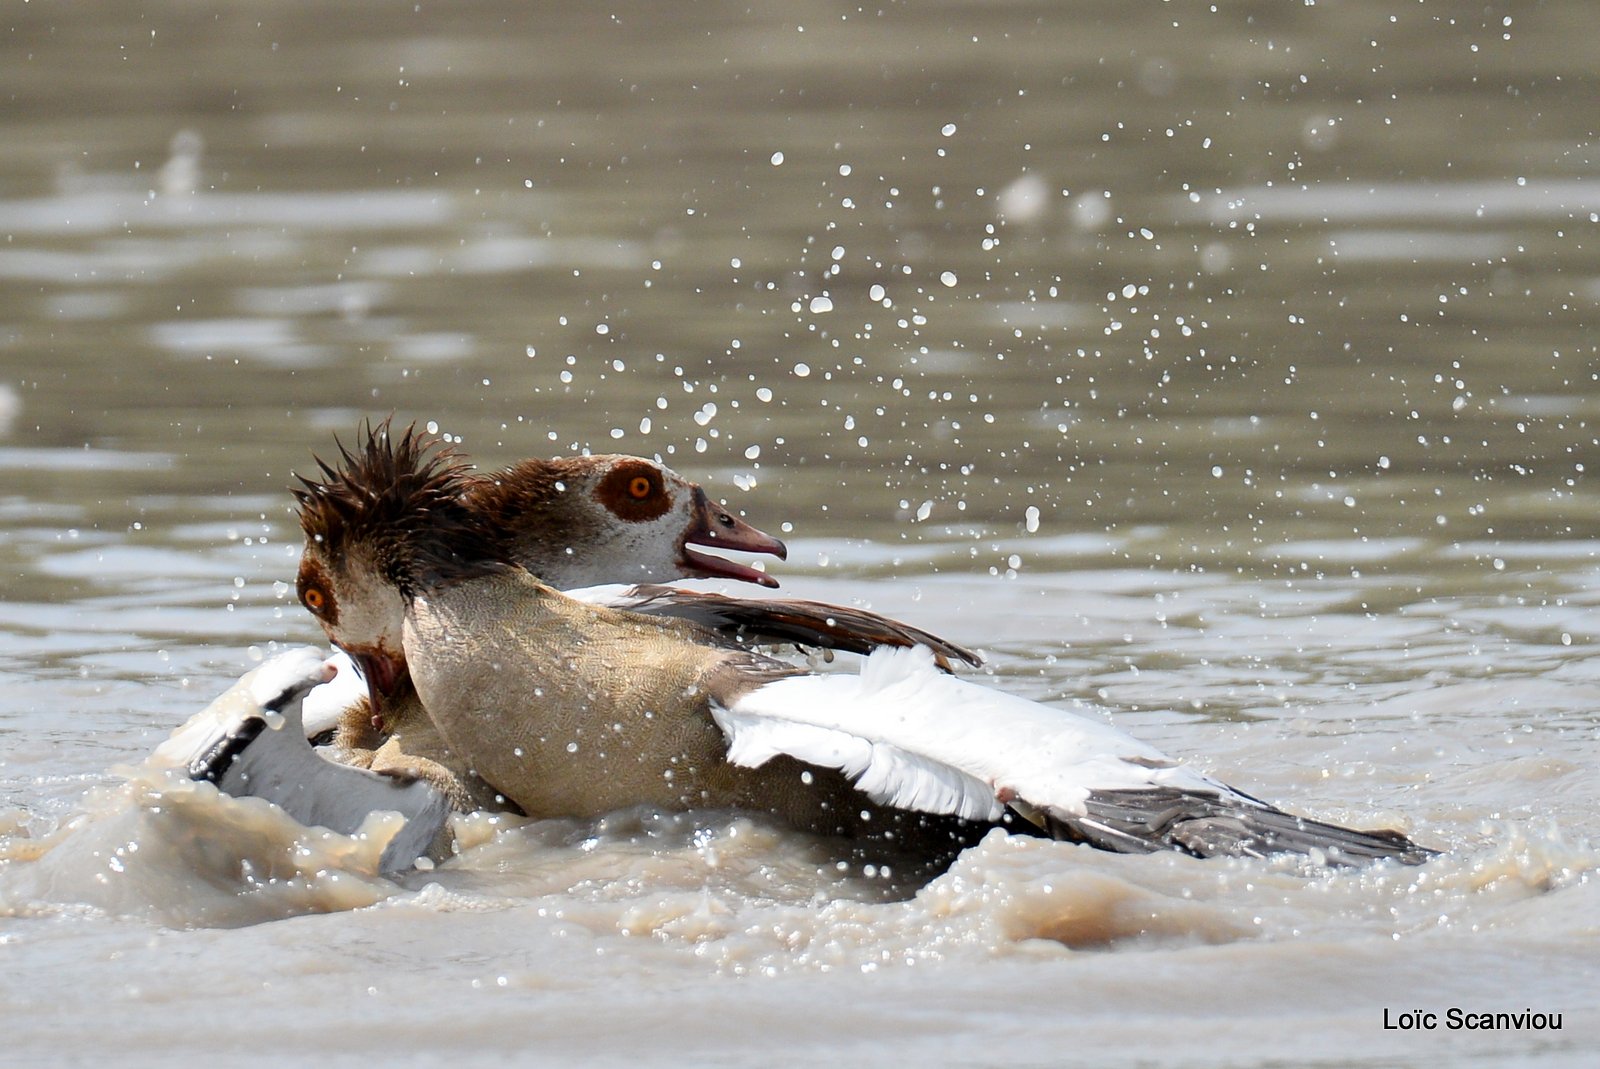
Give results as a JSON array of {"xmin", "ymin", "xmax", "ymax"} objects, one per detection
[
  {"xmin": 292, "ymin": 422, "xmax": 493, "ymax": 715},
  {"xmin": 468, "ymin": 454, "xmax": 787, "ymax": 589}
]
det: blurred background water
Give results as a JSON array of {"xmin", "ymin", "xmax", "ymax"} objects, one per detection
[{"xmin": 1, "ymin": 2, "xmax": 1597, "ymax": 1066}]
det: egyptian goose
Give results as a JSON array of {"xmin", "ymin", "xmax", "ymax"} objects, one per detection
[
  {"xmin": 292, "ymin": 426, "xmax": 1434, "ymax": 866},
  {"xmin": 289, "ymin": 425, "xmax": 976, "ymax": 814}
]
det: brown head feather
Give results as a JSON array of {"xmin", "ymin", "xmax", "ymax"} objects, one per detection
[
  {"xmin": 466, "ymin": 456, "xmax": 609, "ymax": 549},
  {"xmin": 292, "ymin": 419, "xmax": 505, "ymax": 595}
]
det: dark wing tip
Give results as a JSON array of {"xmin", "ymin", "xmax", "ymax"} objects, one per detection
[
  {"xmin": 1038, "ymin": 787, "xmax": 1436, "ymax": 866},
  {"xmin": 188, "ymin": 717, "xmax": 268, "ymax": 784}
]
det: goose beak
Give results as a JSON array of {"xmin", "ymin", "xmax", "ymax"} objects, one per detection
[
  {"xmin": 347, "ymin": 646, "xmax": 409, "ymax": 729},
  {"xmin": 681, "ymin": 487, "xmax": 787, "ymax": 588}
]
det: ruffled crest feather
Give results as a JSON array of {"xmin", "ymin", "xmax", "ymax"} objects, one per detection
[{"xmin": 292, "ymin": 418, "xmax": 503, "ymax": 593}]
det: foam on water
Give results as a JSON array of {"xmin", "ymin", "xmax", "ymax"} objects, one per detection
[
  {"xmin": 5, "ymin": 739, "xmax": 1593, "ymax": 960},
  {"xmin": 0, "ymin": 767, "xmax": 403, "ymax": 928}
]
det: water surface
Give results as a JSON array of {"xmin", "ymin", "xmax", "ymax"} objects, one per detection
[{"xmin": 1, "ymin": 2, "xmax": 1597, "ymax": 1066}]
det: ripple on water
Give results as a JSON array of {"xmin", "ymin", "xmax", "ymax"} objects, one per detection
[
  {"xmin": 0, "ymin": 448, "xmax": 174, "ymax": 473},
  {"xmin": 147, "ymin": 323, "xmax": 334, "ymax": 368},
  {"xmin": 0, "ymin": 190, "xmax": 456, "ymax": 237},
  {"xmin": 1188, "ymin": 178, "xmax": 1600, "ymax": 227}
]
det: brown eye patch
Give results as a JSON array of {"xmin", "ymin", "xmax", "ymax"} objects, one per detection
[
  {"xmin": 296, "ymin": 558, "xmax": 340, "ymax": 624},
  {"xmin": 595, "ymin": 460, "xmax": 672, "ymax": 522}
]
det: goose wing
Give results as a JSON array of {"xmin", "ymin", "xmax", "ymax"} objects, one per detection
[
  {"xmin": 566, "ymin": 583, "xmax": 982, "ymax": 669},
  {"xmin": 300, "ymin": 649, "xmax": 367, "ymax": 741},
  {"xmin": 157, "ymin": 648, "xmax": 449, "ymax": 874},
  {"xmin": 708, "ymin": 645, "xmax": 1431, "ymax": 865}
]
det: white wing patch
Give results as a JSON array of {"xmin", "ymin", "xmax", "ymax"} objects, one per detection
[
  {"xmin": 152, "ymin": 646, "xmax": 331, "ymax": 769},
  {"xmin": 560, "ymin": 583, "xmax": 635, "ymax": 606},
  {"xmin": 711, "ymin": 702, "xmax": 1004, "ymax": 822},
  {"xmin": 301, "ymin": 650, "xmax": 366, "ymax": 738},
  {"xmin": 710, "ymin": 644, "xmax": 1227, "ymax": 826},
  {"xmin": 150, "ymin": 648, "xmax": 448, "ymax": 873}
]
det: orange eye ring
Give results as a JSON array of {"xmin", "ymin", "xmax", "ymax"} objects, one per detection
[
  {"xmin": 629, "ymin": 476, "xmax": 653, "ymax": 499},
  {"xmin": 303, "ymin": 587, "xmax": 326, "ymax": 613}
]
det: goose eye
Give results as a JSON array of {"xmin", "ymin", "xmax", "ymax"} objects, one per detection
[
  {"xmin": 597, "ymin": 463, "xmax": 672, "ymax": 521},
  {"xmin": 295, "ymin": 559, "xmax": 340, "ymax": 624}
]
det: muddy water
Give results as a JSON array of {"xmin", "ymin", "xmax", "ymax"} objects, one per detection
[{"xmin": 1, "ymin": 2, "xmax": 1597, "ymax": 1066}]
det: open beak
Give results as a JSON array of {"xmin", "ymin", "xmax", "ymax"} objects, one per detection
[
  {"xmin": 680, "ymin": 486, "xmax": 787, "ymax": 588},
  {"xmin": 347, "ymin": 646, "xmax": 409, "ymax": 730}
]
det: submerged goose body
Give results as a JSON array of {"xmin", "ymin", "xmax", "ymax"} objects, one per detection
[
  {"xmin": 154, "ymin": 647, "xmax": 449, "ymax": 873},
  {"xmin": 288, "ymin": 424, "xmax": 1433, "ymax": 866}
]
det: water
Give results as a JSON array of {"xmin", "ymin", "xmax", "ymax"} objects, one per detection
[{"xmin": 2, "ymin": 1, "xmax": 1597, "ymax": 1065}]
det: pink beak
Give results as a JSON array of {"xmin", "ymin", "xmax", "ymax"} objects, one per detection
[{"xmin": 680, "ymin": 486, "xmax": 787, "ymax": 588}]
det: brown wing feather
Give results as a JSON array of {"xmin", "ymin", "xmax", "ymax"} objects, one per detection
[{"xmin": 602, "ymin": 585, "xmax": 982, "ymax": 670}]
